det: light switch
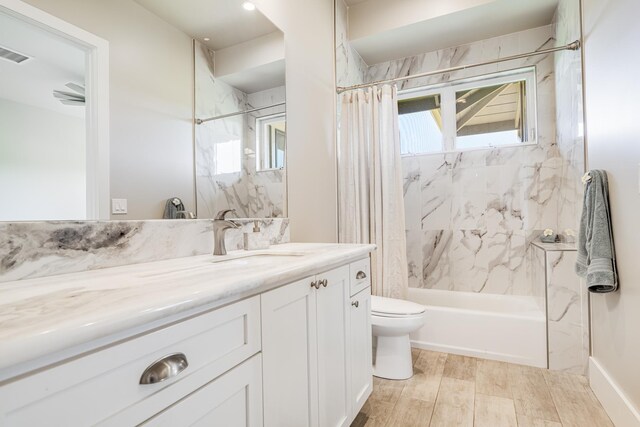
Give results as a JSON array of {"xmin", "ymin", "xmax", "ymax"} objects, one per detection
[{"xmin": 112, "ymin": 198, "xmax": 128, "ymax": 215}]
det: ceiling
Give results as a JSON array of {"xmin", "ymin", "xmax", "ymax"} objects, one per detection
[
  {"xmin": 0, "ymin": 10, "xmax": 85, "ymax": 118},
  {"xmin": 135, "ymin": 0, "xmax": 285, "ymax": 94},
  {"xmin": 134, "ymin": 0, "xmax": 279, "ymax": 51},
  {"xmin": 220, "ymin": 60, "xmax": 285, "ymax": 94},
  {"xmin": 349, "ymin": 0, "xmax": 559, "ymax": 65}
]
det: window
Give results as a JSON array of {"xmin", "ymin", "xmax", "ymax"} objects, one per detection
[
  {"xmin": 398, "ymin": 94, "xmax": 443, "ymax": 154},
  {"xmin": 397, "ymin": 68, "xmax": 536, "ymax": 155},
  {"xmin": 256, "ymin": 113, "xmax": 286, "ymax": 171},
  {"xmin": 213, "ymin": 139, "xmax": 242, "ymax": 174}
]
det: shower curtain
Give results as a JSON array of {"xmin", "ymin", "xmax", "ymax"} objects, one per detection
[{"xmin": 338, "ymin": 85, "xmax": 409, "ymax": 299}]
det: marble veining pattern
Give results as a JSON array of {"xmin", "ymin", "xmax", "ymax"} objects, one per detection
[
  {"xmin": 530, "ymin": 244, "xmax": 588, "ymax": 375},
  {"xmin": 380, "ymin": 25, "xmax": 582, "ymax": 297},
  {"xmin": 0, "ymin": 243, "xmax": 375, "ymax": 379},
  {"xmin": 0, "ymin": 218, "xmax": 289, "ymax": 283},
  {"xmin": 194, "ymin": 41, "xmax": 285, "ymax": 219},
  {"xmin": 335, "ymin": 0, "xmax": 368, "ymax": 88},
  {"xmin": 553, "ymin": 0, "xmax": 585, "ymax": 234}
]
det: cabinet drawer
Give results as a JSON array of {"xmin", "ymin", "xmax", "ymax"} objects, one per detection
[
  {"xmin": 349, "ymin": 257, "xmax": 371, "ymax": 296},
  {"xmin": 0, "ymin": 296, "xmax": 261, "ymax": 427},
  {"xmin": 142, "ymin": 353, "xmax": 263, "ymax": 427}
]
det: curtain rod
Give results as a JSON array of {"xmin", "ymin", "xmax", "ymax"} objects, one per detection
[
  {"xmin": 336, "ymin": 40, "xmax": 581, "ymax": 94},
  {"xmin": 196, "ymin": 102, "xmax": 286, "ymax": 125}
]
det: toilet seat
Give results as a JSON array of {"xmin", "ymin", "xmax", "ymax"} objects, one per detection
[
  {"xmin": 370, "ymin": 296, "xmax": 426, "ymax": 380},
  {"xmin": 371, "ymin": 295, "xmax": 425, "ymax": 318}
]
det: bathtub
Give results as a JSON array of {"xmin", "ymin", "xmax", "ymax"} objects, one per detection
[{"xmin": 408, "ymin": 288, "xmax": 547, "ymax": 368}]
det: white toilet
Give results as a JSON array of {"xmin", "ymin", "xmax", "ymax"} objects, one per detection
[{"xmin": 371, "ymin": 295, "xmax": 426, "ymax": 380}]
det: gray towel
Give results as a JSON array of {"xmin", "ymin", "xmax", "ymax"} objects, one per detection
[
  {"xmin": 163, "ymin": 197, "xmax": 185, "ymax": 219},
  {"xmin": 575, "ymin": 170, "xmax": 618, "ymax": 293}
]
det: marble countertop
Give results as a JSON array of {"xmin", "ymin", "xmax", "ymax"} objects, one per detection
[
  {"xmin": 0, "ymin": 243, "xmax": 375, "ymax": 381},
  {"xmin": 531, "ymin": 241, "xmax": 577, "ymax": 251}
]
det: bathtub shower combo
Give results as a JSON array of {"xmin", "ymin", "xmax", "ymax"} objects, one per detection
[{"xmin": 408, "ymin": 288, "xmax": 547, "ymax": 368}]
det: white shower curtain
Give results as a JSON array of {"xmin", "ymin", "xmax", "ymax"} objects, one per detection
[{"xmin": 338, "ymin": 85, "xmax": 409, "ymax": 299}]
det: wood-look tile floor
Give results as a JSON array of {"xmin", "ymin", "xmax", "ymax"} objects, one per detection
[{"xmin": 352, "ymin": 349, "xmax": 613, "ymax": 427}]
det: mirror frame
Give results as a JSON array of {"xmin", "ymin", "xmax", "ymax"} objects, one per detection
[{"xmin": 0, "ymin": 0, "xmax": 110, "ymax": 220}]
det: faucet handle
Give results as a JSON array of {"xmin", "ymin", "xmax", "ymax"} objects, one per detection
[{"xmin": 215, "ymin": 209, "xmax": 237, "ymax": 220}]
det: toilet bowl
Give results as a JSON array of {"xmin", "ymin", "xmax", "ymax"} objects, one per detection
[{"xmin": 371, "ymin": 296, "xmax": 426, "ymax": 380}]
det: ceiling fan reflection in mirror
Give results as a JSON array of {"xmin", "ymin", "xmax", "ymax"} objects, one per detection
[{"xmin": 52, "ymin": 82, "xmax": 85, "ymax": 106}]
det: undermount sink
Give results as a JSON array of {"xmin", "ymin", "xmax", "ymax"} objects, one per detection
[{"xmin": 210, "ymin": 250, "xmax": 307, "ymax": 264}]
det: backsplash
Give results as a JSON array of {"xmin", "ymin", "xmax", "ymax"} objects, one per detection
[{"xmin": 0, "ymin": 218, "xmax": 289, "ymax": 283}]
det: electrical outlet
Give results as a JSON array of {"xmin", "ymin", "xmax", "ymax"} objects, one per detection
[{"xmin": 111, "ymin": 198, "xmax": 128, "ymax": 215}]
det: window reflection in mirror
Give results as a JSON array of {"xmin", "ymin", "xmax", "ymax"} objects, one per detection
[
  {"xmin": 189, "ymin": 3, "xmax": 287, "ymax": 219},
  {"xmin": 256, "ymin": 113, "xmax": 286, "ymax": 170}
]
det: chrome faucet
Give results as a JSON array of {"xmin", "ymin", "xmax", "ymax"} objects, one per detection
[{"xmin": 213, "ymin": 209, "xmax": 241, "ymax": 255}]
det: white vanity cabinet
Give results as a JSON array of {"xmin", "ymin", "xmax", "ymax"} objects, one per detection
[
  {"xmin": 349, "ymin": 288, "xmax": 373, "ymax": 413},
  {"xmin": 142, "ymin": 354, "xmax": 263, "ymax": 427},
  {"xmin": 0, "ymin": 253, "xmax": 373, "ymax": 427},
  {"xmin": 0, "ymin": 296, "xmax": 263, "ymax": 427},
  {"xmin": 261, "ymin": 259, "xmax": 372, "ymax": 427}
]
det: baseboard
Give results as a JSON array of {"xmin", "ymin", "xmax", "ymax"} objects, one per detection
[
  {"xmin": 589, "ymin": 357, "xmax": 640, "ymax": 427},
  {"xmin": 410, "ymin": 339, "xmax": 546, "ymax": 368}
]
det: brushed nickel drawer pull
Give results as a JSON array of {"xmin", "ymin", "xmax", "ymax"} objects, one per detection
[
  {"xmin": 352, "ymin": 300, "xmax": 359, "ymax": 308},
  {"xmin": 311, "ymin": 280, "xmax": 320, "ymax": 289},
  {"xmin": 140, "ymin": 353, "xmax": 188, "ymax": 385},
  {"xmin": 356, "ymin": 271, "xmax": 367, "ymax": 280}
]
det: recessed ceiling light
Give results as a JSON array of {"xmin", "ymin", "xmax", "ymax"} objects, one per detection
[
  {"xmin": 242, "ymin": 1, "xmax": 256, "ymax": 11},
  {"xmin": 203, "ymin": 37, "xmax": 210, "ymax": 41}
]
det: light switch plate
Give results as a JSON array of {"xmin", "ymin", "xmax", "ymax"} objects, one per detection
[{"xmin": 112, "ymin": 198, "xmax": 128, "ymax": 215}]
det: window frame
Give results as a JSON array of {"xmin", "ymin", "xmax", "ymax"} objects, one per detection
[
  {"xmin": 397, "ymin": 67, "xmax": 538, "ymax": 156},
  {"xmin": 255, "ymin": 112, "xmax": 286, "ymax": 171}
]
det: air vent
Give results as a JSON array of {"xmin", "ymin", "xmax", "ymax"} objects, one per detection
[{"xmin": 0, "ymin": 45, "xmax": 30, "ymax": 64}]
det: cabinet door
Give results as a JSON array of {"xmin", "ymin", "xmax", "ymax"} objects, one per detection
[
  {"xmin": 316, "ymin": 266, "xmax": 351, "ymax": 427},
  {"xmin": 349, "ymin": 288, "xmax": 372, "ymax": 418},
  {"xmin": 262, "ymin": 277, "xmax": 318, "ymax": 427},
  {"xmin": 142, "ymin": 354, "xmax": 262, "ymax": 427}
]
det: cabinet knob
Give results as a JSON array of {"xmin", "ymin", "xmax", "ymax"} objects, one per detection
[
  {"xmin": 321, "ymin": 279, "xmax": 328, "ymax": 287},
  {"xmin": 352, "ymin": 300, "xmax": 359, "ymax": 308},
  {"xmin": 356, "ymin": 271, "xmax": 367, "ymax": 280},
  {"xmin": 140, "ymin": 353, "xmax": 188, "ymax": 385},
  {"xmin": 311, "ymin": 280, "xmax": 320, "ymax": 289}
]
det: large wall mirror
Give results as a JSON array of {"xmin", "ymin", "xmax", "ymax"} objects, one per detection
[
  {"xmin": 1, "ymin": 0, "xmax": 285, "ymax": 222},
  {"xmin": 0, "ymin": 0, "xmax": 109, "ymax": 221},
  {"xmin": 137, "ymin": 0, "xmax": 287, "ymax": 219}
]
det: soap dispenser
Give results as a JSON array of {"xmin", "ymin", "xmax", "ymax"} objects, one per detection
[{"xmin": 244, "ymin": 220, "xmax": 270, "ymax": 250}]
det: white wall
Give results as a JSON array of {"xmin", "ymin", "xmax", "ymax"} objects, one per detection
[
  {"xmin": 19, "ymin": 0, "xmax": 337, "ymax": 240},
  {"xmin": 252, "ymin": 0, "xmax": 338, "ymax": 242},
  {"xmin": 22, "ymin": 0, "xmax": 195, "ymax": 220},
  {"xmin": 215, "ymin": 31, "xmax": 284, "ymax": 78},
  {"xmin": 583, "ymin": 0, "xmax": 640, "ymax": 419},
  {"xmin": 0, "ymin": 98, "xmax": 85, "ymax": 220}
]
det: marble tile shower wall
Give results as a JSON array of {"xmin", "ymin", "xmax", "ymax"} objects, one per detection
[
  {"xmin": 0, "ymin": 218, "xmax": 290, "ymax": 283},
  {"xmin": 388, "ymin": 25, "xmax": 562, "ymax": 295},
  {"xmin": 554, "ymin": 0, "xmax": 585, "ymax": 233},
  {"xmin": 194, "ymin": 41, "xmax": 285, "ymax": 219},
  {"xmin": 335, "ymin": 0, "xmax": 368, "ymax": 88}
]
